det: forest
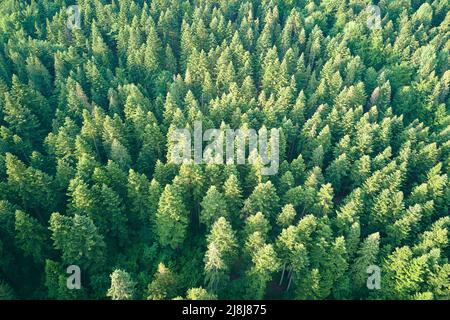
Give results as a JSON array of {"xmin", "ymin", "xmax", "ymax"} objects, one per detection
[{"xmin": 0, "ymin": 0, "xmax": 449, "ymax": 300}]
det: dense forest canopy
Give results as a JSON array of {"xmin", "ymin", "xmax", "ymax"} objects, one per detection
[{"xmin": 0, "ymin": 0, "xmax": 449, "ymax": 300}]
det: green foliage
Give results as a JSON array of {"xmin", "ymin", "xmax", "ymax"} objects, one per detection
[
  {"xmin": 201, "ymin": 186, "xmax": 228, "ymax": 229},
  {"xmin": 243, "ymin": 181, "xmax": 280, "ymax": 219},
  {"xmin": 14, "ymin": 210, "xmax": 48, "ymax": 263},
  {"xmin": 49, "ymin": 213, "xmax": 106, "ymax": 272},
  {"xmin": 0, "ymin": 281, "xmax": 15, "ymax": 300},
  {"xmin": 107, "ymin": 269, "xmax": 136, "ymax": 300},
  {"xmin": 0, "ymin": 0, "xmax": 448, "ymax": 300},
  {"xmin": 147, "ymin": 263, "xmax": 178, "ymax": 300},
  {"xmin": 186, "ymin": 287, "xmax": 218, "ymax": 300},
  {"xmin": 155, "ymin": 184, "xmax": 188, "ymax": 249}
]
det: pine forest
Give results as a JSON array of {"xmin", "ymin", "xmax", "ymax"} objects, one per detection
[{"xmin": 0, "ymin": 0, "xmax": 449, "ymax": 300}]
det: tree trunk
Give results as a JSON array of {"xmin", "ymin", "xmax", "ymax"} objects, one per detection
[
  {"xmin": 286, "ymin": 270, "xmax": 294, "ymax": 292},
  {"xmin": 279, "ymin": 262, "xmax": 286, "ymax": 286}
]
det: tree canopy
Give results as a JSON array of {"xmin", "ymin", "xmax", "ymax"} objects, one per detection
[{"xmin": 0, "ymin": 0, "xmax": 448, "ymax": 300}]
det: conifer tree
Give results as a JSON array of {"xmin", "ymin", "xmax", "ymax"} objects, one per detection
[
  {"xmin": 200, "ymin": 186, "xmax": 228, "ymax": 229},
  {"xmin": 147, "ymin": 263, "xmax": 178, "ymax": 300},
  {"xmin": 155, "ymin": 184, "xmax": 188, "ymax": 249},
  {"xmin": 49, "ymin": 213, "xmax": 106, "ymax": 271},
  {"xmin": 107, "ymin": 269, "xmax": 136, "ymax": 300}
]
